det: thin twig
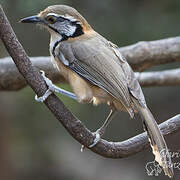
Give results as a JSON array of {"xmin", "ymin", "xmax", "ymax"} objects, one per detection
[{"xmin": 136, "ymin": 68, "xmax": 180, "ymax": 87}]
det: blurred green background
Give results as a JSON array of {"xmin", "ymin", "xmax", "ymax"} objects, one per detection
[{"xmin": 0, "ymin": 0, "xmax": 180, "ymax": 180}]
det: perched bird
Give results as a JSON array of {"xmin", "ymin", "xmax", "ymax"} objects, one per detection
[{"xmin": 20, "ymin": 5, "xmax": 173, "ymax": 177}]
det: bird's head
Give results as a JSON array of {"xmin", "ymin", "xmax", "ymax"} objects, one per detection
[{"xmin": 20, "ymin": 5, "xmax": 92, "ymax": 41}]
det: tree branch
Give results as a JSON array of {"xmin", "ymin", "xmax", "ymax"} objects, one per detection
[
  {"xmin": 119, "ymin": 37, "xmax": 180, "ymax": 71},
  {"xmin": 136, "ymin": 68, "xmax": 180, "ymax": 87},
  {"xmin": 0, "ymin": 57, "xmax": 180, "ymax": 91},
  {"xmin": 0, "ymin": 57, "xmax": 65, "ymax": 91},
  {"xmin": 0, "ymin": 5, "xmax": 179, "ymax": 159}
]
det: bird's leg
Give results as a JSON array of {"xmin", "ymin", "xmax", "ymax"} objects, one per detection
[
  {"xmin": 35, "ymin": 70, "xmax": 77, "ymax": 102},
  {"xmin": 81, "ymin": 109, "xmax": 118, "ymax": 151},
  {"xmin": 89, "ymin": 109, "xmax": 118, "ymax": 147}
]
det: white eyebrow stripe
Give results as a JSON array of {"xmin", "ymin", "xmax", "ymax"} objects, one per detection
[
  {"xmin": 47, "ymin": 13, "xmax": 59, "ymax": 17},
  {"xmin": 47, "ymin": 13, "xmax": 78, "ymax": 22}
]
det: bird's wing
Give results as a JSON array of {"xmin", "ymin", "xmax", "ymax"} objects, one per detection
[
  {"xmin": 58, "ymin": 34, "xmax": 145, "ymax": 108},
  {"xmin": 108, "ymin": 41, "xmax": 146, "ymax": 106}
]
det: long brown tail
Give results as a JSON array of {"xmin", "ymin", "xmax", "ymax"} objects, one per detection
[{"xmin": 136, "ymin": 104, "xmax": 174, "ymax": 178}]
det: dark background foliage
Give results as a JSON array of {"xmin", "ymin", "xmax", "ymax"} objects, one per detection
[{"xmin": 0, "ymin": 0, "xmax": 180, "ymax": 179}]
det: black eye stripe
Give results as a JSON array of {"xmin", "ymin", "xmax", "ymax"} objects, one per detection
[
  {"xmin": 46, "ymin": 15, "xmax": 69, "ymax": 24},
  {"xmin": 57, "ymin": 16, "xmax": 68, "ymax": 22},
  {"xmin": 57, "ymin": 16, "xmax": 79, "ymax": 24}
]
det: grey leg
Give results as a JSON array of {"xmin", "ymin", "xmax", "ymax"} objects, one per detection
[
  {"xmin": 89, "ymin": 109, "xmax": 118, "ymax": 147},
  {"xmin": 35, "ymin": 71, "xmax": 77, "ymax": 102},
  {"xmin": 81, "ymin": 109, "xmax": 118, "ymax": 151}
]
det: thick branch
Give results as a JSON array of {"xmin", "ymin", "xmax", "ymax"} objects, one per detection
[
  {"xmin": 0, "ymin": 57, "xmax": 180, "ymax": 91},
  {"xmin": 0, "ymin": 5, "xmax": 179, "ymax": 159},
  {"xmin": 119, "ymin": 37, "xmax": 180, "ymax": 71}
]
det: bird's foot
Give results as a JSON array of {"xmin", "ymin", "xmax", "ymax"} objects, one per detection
[
  {"xmin": 35, "ymin": 70, "xmax": 77, "ymax": 102},
  {"xmin": 35, "ymin": 70, "xmax": 55, "ymax": 102},
  {"xmin": 89, "ymin": 130, "xmax": 101, "ymax": 148},
  {"xmin": 81, "ymin": 128, "xmax": 104, "ymax": 152}
]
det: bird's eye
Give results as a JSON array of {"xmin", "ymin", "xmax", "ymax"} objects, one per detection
[{"xmin": 46, "ymin": 15, "xmax": 56, "ymax": 24}]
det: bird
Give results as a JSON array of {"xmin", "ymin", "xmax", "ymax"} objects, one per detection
[{"xmin": 20, "ymin": 5, "xmax": 173, "ymax": 177}]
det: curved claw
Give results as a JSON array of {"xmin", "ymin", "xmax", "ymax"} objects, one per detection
[
  {"xmin": 89, "ymin": 132, "xmax": 101, "ymax": 148},
  {"xmin": 35, "ymin": 89, "xmax": 52, "ymax": 102},
  {"xmin": 80, "ymin": 145, "xmax": 85, "ymax": 152},
  {"xmin": 35, "ymin": 70, "xmax": 55, "ymax": 103},
  {"xmin": 40, "ymin": 71, "xmax": 55, "ymax": 91},
  {"xmin": 80, "ymin": 131, "xmax": 101, "ymax": 152},
  {"xmin": 40, "ymin": 70, "xmax": 45, "ymax": 76}
]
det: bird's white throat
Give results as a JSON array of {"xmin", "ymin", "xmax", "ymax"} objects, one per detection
[
  {"xmin": 49, "ymin": 32, "xmax": 69, "ymax": 67},
  {"xmin": 49, "ymin": 31, "xmax": 62, "ymax": 54}
]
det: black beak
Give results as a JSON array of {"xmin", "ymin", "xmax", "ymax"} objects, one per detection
[{"xmin": 20, "ymin": 15, "xmax": 41, "ymax": 23}]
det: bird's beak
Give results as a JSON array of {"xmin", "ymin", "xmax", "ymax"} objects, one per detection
[{"xmin": 20, "ymin": 15, "xmax": 41, "ymax": 23}]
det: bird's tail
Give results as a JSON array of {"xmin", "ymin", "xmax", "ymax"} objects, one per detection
[{"xmin": 136, "ymin": 103, "xmax": 174, "ymax": 178}]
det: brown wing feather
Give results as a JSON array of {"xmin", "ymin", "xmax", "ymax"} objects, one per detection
[
  {"xmin": 58, "ymin": 33, "xmax": 146, "ymax": 109},
  {"xmin": 108, "ymin": 41, "xmax": 146, "ymax": 106}
]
